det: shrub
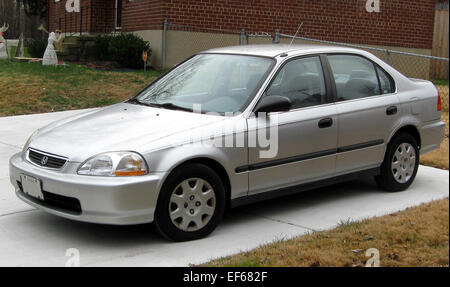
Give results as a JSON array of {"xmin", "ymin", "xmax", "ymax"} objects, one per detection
[
  {"xmin": 94, "ymin": 35, "xmax": 112, "ymax": 61},
  {"xmin": 27, "ymin": 38, "xmax": 47, "ymax": 58},
  {"xmin": 108, "ymin": 33, "xmax": 151, "ymax": 68}
]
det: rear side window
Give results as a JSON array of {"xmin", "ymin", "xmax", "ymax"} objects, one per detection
[
  {"xmin": 376, "ymin": 66, "xmax": 395, "ymax": 94},
  {"xmin": 266, "ymin": 56, "xmax": 327, "ymax": 109},
  {"xmin": 327, "ymin": 54, "xmax": 394, "ymax": 101}
]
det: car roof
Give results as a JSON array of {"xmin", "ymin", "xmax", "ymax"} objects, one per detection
[{"xmin": 202, "ymin": 44, "xmax": 363, "ymax": 58}]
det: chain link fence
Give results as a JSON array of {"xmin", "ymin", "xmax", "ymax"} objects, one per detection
[
  {"xmin": 163, "ymin": 22, "xmax": 448, "ymax": 78},
  {"xmin": 163, "ymin": 21, "xmax": 449, "ymax": 120}
]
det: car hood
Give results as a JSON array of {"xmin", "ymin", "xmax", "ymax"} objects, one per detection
[{"xmin": 29, "ymin": 103, "xmax": 228, "ymax": 162}]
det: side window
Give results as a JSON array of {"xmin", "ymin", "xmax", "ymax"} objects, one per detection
[
  {"xmin": 376, "ymin": 66, "xmax": 395, "ymax": 94},
  {"xmin": 328, "ymin": 55, "xmax": 380, "ymax": 101},
  {"xmin": 266, "ymin": 56, "xmax": 326, "ymax": 109}
]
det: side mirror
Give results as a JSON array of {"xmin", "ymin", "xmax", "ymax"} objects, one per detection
[{"xmin": 254, "ymin": 95, "xmax": 291, "ymax": 114}]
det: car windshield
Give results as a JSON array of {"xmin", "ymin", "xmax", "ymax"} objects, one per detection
[{"xmin": 133, "ymin": 54, "xmax": 274, "ymax": 113}]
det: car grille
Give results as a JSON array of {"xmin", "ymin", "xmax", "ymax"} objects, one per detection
[{"xmin": 28, "ymin": 149, "xmax": 67, "ymax": 169}]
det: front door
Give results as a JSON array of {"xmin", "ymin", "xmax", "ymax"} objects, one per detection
[{"xmin": 247, "ymin": 56, "xmax": 338, "ymax": 195}]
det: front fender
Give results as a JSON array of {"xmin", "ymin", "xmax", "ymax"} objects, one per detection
[{"xmin": 145, "ymin": 143, "xmax": 249, "ymax": 200}]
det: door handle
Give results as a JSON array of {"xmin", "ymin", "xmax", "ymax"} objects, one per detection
[
  {"xmin": 318, "ymin": 118, "xmax": 333, "ymax": 128},
  {"xmin": 386, "ymin": 106, "xmax": 397, "ymax": 115}
]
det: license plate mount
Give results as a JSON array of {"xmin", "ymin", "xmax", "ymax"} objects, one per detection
[{"xmin": 20, "ymin": 174, "xmax": 44, "ymax": 200}]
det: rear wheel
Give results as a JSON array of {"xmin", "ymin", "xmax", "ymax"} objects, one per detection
[
  {"xmin": 375, "ymin": 133, "xmax": 419, "ymax": 192},
  {"xmin": 154, "ymin": 163, "xmax": 226, "ymax": 241}
]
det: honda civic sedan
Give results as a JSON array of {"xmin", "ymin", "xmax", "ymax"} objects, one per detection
[{"xmin": 9, "ymin": 45, "xmax": 445, "ymax": 241}]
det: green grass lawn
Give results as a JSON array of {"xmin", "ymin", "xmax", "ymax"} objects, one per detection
[
  {"xmin": 0, "ymin": 60, "xmax": 164, "ymax": 116},
  {"xmin": 431, "ymin": 78, "xmax": 449, "ymax": 87}
]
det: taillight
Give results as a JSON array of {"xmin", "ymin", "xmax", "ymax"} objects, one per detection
[{"xmin": 437, "ymin": 91, "xmax": 442, "ymax": 111}]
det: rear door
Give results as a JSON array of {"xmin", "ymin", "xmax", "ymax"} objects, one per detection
[{"xmin": 326, "ymin": 54, "xmax": 399, "ymax": 174}]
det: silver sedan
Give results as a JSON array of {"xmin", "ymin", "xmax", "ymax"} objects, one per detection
[{"xmin": 9, "ymin": 45, "xmax": 445, "ymax": 241}]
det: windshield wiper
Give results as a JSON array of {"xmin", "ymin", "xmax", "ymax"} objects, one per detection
[
  {"xmin": 127, "ymin": 98, "xmax": 161, "ymax": 108},
  {"xmin": 152, "ymin": 102, "xmax": 193, "ymax": 112},
  {"xmin": 126, "ymin": 98, "xmax": 149, "ymax": 106},
  {"xmin": 127, "ymin": 98, "xmax": 192, "ymax": 112}
]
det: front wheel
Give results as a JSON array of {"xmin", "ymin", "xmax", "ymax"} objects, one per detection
[
  {"xmin": 154, "ymin": 163, "xmax": 226, "ymax": 241},
  {"xmin": 375, "ymin": 133, "xmax": 419, "ymax": 192}
]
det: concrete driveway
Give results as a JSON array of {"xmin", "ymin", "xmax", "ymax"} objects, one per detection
[{"xmin": 0, "ymin": 110, "xmax": 448, "ymax": 266}]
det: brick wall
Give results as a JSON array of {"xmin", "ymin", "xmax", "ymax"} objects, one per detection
[
  {"xmin": 90, "ymin": 0, "xmax": 115, "ymax": 33},
  {"xmin": 125, "ymin": 0, "xmax": 436, "ymax": 50},
  {"xmin": 122, "ymin": 0, "xmax": 165, "ymax": 31},
  {"xmin": 161, "ymin": 0, "xmax": 436, "ymax": 49},
  {"xmin": 48, "ymin": 0, "xmax": 436, "ymax": 49},
  {"xmin": 48, "ymin": 0, "xmax": 115, "ymax": 34}
]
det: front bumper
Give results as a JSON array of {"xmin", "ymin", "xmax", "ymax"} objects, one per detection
[{"xmin": 9, "ymin": 152, "xmax": 166, "ymax": 225}]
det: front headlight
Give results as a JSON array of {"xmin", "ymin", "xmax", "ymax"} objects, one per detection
[{"xmin": 77, "ymin": 152, "xmax": 148, "ymax": 176}]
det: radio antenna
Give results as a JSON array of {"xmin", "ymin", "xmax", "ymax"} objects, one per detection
[{"xmin": 289, "ymin": 22, "xmax": 303, "ymax": 47}]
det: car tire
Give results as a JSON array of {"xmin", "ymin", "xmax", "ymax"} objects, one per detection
[
  {"xmin": 375, "ymin": 133, "xmax": 420, "ymax": 192},
  {"xmin": 154, "ymin": 163, "xmax": 226, "ymax": 241}
]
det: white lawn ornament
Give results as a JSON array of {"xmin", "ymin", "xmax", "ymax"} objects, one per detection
[
  {"xmin": 0, "ymin": 23, "xmax": 9, "ymax": 60},
  {"xmin": 43, "ymin": 30, "xmax": 63, "ymax": 66}
]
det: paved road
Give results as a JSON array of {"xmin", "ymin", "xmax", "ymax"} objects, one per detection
[{"xmin": 0, "ymin": 110, "xmax": 448, "ymax": 266}]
